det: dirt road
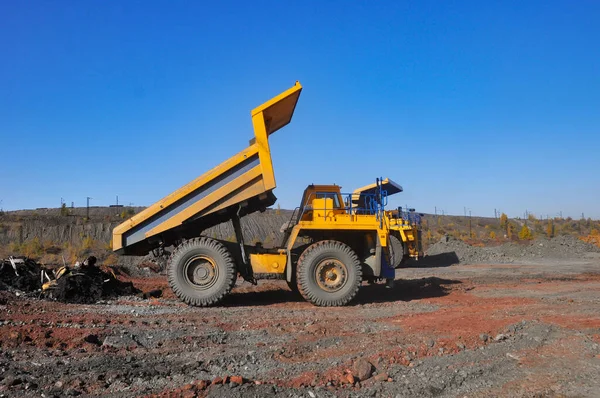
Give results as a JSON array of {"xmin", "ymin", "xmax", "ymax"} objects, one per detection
[{"xmin": 2, "ymin": 259, "xmax": 600, "ymax": 397}]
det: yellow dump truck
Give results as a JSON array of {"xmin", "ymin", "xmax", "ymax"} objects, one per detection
[{"xmin": 113, "ymin": 82, "xmax": 422, "ymax": 307}]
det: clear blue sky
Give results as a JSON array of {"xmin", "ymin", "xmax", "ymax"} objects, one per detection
[{"xmin": 1, "ymin": 1, "xmax": 599, "ymax": 218}]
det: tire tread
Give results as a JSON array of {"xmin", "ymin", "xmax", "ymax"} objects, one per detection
[
  {"xmin": 167, "ymin": 237, "xmax": 236, "ymax": 307},
  {"xmin": 296, "ymin": 240, "xmax": 361, "ymax": 307}
]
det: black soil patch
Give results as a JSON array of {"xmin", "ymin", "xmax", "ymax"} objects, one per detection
[
  {"xmin": 53, "ymin": 267, "xmax": 139, "ymax": 304},
  {"xmin": 0, "ymin": 258, "xmax": 42, "ymax": 292}
]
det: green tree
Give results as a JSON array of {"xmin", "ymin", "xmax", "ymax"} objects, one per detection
[{"xmin": 60, "ymin": 203, "xmax": 69, "ymax": 216}]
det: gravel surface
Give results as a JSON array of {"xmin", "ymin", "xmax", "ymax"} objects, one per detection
[
  {"xmin": 1, "ymin": 255, "xmax": 600, "ymax": 397},
  {"xmin": 426, "ymin": 235, "xmax": 600, "ymax": 265}
]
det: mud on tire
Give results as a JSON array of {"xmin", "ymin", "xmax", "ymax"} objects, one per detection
[
  {"xmin": 167, "ymin": 237, "xmax": 236, "ymax": 307},
  {"xmin": 296, "ymin": 240, "xmax": 361, "ymax": 306}
]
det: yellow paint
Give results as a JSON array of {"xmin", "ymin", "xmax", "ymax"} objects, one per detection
[
  {"xmin": 284, "ymin": 183, "xmax": 422, "ymax": 259},
  {"xmin": 250, "ymin": 253, "xmax": 287, "ymax": 274},
  {"xmin": 146, "ymin": 166, "xmax": 263, "ymax": 237},
  {"xmin": 113, "ymin": 82, "xmax": 302, "ymax": 252}
]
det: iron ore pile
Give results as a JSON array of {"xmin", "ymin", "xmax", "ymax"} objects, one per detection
[
  {"xmin": 426, "ymin": 234, "xmax": 600, "ymax": 265},
  {"xmin": 0, "ymin": 256, "xmax": 139, "ymax": 303}
]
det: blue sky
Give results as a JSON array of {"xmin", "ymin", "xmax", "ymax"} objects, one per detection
[{"xmin": 1, "ymin": 1, "xmax": 599, "ymax": 218}]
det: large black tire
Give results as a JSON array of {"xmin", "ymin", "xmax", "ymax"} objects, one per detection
[
  {"xmin": 297, "ymin": 240, "xmax": 361, "ymax": 306},
  {"xmin": 389, "ymin": 233, "xmax": 406, "ymax": 268},
  {"xmin": 167, "ymin": 237, "xmax": 236, "ymax": 307}
]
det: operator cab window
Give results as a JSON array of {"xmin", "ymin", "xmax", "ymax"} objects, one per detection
[{"xmin": 315, "ymin": 193, "xmax": 341, "ymax": 208}]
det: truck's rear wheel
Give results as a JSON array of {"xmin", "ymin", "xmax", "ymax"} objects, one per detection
[
  {"xmin": 297, "ymin": 240, "xmax": 361, "ymax": 306},
  {"xmin": 167, "ymin": 237, "xmax": 236, "ymax": 307}
]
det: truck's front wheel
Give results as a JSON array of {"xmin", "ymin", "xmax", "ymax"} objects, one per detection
[
  {"xmin": 297, "ymin": 240, "xmax": 361, "ymax": 306},
  {"xmin": 167, "ymin": 237, "xmax": 236, "ymax": 307}
]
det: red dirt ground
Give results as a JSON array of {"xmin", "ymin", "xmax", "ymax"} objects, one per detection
[{"xmin": 1, "ymin": 261, "xmax": 600, "ymax": 397}]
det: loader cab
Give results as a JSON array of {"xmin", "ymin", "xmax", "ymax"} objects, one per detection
[
  {"xmin": 299, "ymin": 184, "xmax": 346, "ymax": 222},
  {"xmin": 351, "ymin": 178, "xmax": 403, "ymax": 215}
]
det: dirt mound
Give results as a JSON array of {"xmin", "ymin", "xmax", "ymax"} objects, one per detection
[
  {"xmin": 426, "ymin": 235, "xmax": 600, "ymax": 265},
  {"xmin": 426, "ymin": 236, "xmax": 511, "ymax": 264},
  {"xmin": 1, "ymin": 256, "xmax": 140, "ymax": 303},
  {"xmin": 51, "ymin": 266, "xmax": 139, "ymax": 304},
  {"xmin": 0, "ymin": 258, "xmax": 42, "ymax": 292}
]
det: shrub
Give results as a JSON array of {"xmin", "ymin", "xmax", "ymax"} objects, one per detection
[
  {"xmin": 507, "ymin": 223, "xmax": 515, "ymax": 239},
  {"xmin": 82, "ymin": 236, "xmax": 95, "ymax": 250},
  {"xmin": 60, "ymin": 203, "xmax": 69, "ymax": 216},
  {"xmin": 21, "ymin": 238, "xmax": 44, "ymax": 258},
  {"xmin": 500, "ymin": 213, "xmax": 508, "ymax": 231},
  {"xmin": 120, "ymin": 208, "xmax": 135, "ymax": 219},
  {"xmin": 546, "ymin": 220, "xmax": 554, "ymax": 238},
  {"xmin": 9, "ymin": 242, "xmax": 22, "ymax": 253},
  {"xmin": 489, "ymin": 231, "xmax": 496, "ymax": 239},
  {"xmin": 518, "ymin": 225, "xmax": 532, "ymax": 240}
]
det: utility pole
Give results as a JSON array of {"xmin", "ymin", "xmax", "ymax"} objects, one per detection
[
  {"xmin": 494, "ymin": 208, "xmax": 497, "ymax": 219},
  {"xmin": 469, "ymin": 210, "xmax": 472, "ymax": 238},
  {"xmin": 116, "ymin": 195, "xmax": 119, "ymax": 206},
  {"xmin": 86, "ymin": 197, "xmax": 93, "ymax": 220}
]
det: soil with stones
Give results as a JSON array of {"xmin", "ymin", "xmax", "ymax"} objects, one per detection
[
  {"xmin": 425, "ymin": 234, "xmax": 600, "ymax": 266},
  {"xmin": 2, "ymin": 252, "xmax": 600, "ymax": 397}
]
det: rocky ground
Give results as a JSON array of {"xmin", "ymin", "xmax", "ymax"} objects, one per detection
[
  {"xmin": 425, "ymin": 234, "xmax": 600, "ymax": 265},
  {"xmin": 1, "ymin": 252, "xmax": 600, "ymax": 397}
]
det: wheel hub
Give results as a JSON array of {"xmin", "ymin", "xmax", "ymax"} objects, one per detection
[
  {"xmin": 184, "ymin": 255, "xmax": 218, "ymax": 290},
  {"xmin": 316, "ymin": 259, "xmax": 347, "ymax": 292}
]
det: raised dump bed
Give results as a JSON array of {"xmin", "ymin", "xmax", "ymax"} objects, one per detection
[{"xmin": 113, "ymin": 82, "xmax": 302, "ymax": 256}]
